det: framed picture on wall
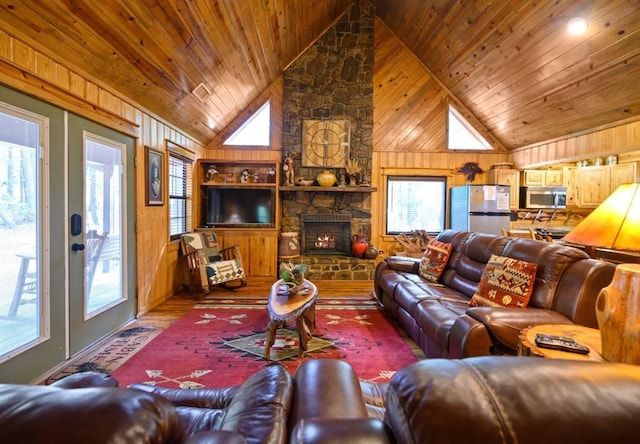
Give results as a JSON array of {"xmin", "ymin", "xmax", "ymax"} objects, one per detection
[{"xmin": 145, "ymin": 146, "xmax": 164, "ymax": 206}]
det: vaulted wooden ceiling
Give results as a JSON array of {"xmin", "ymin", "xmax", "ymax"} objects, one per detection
[{"xmin": 1, "ymin": 0, "xmax": 639, "ymax": 150}]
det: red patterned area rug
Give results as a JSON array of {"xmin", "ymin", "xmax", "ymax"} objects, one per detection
[{"xmin": 111, "ymin": 305, "xmax": 418, "ymax": 389}]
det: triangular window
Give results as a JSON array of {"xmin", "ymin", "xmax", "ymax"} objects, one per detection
[
  {"xmin": 224, "ymin": 101, "xmax": 270, "ymax": 146},
  {"xmin": 447, "ymin": 104, "xmax": 491, "ymax": 150}
]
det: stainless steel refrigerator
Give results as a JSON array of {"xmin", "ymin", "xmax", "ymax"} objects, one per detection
[{"xmin": 450, "ymin": 185, "xmax": 511, "ymax": 235}]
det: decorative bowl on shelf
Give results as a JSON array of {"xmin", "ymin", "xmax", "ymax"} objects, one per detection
[{"xmin": 296, "ymin": 178, "xmax": 314, "ymax": 186}]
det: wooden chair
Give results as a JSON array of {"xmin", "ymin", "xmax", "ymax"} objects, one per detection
[
  {"xmin": 85, "ymin": 230, "xmax": 108, "ymax": 290},
  {"xmin": 180, "ymin": 231, "xmax": 247, "ymax": 294},
  {"xmin": 9, "ymin": 230, "xmax": 107, "ymax": 315}
]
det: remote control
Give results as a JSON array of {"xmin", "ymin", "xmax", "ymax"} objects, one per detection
[{"xmin": 534, "ymin": 334, "xmax": 590, "ymax": 354}]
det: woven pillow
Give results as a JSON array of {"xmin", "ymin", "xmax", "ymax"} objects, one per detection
[
  {"xmin": 469, "ymin": 254, "xmax": 538, "ymax": 308},
  {"xmin": 418, "ymin": 240, "xmax": 453, "ymax": 283}
]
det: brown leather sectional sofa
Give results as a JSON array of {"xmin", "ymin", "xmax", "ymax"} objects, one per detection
[
  {"xmin": 4, "ymin": 358, "xmax": 640, "ymax": 444},
  {"xmin": 374, "ymin": 230, "xmax": 616, "ymax": 358}
]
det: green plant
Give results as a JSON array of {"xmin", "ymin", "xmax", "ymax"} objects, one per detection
[{"xmin": 279, "ymin": 261, "xmax": 307, "ymax": 285}]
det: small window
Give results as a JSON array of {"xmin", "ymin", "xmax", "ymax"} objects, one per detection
[
  {"xmin": 223, "ymin": 101, "xmax": 270, "ymax": 146},
  {"xmin": 386, "ymin": 176, "xmax": 447, "ymax": 234},
  {"xmin": 168, "ymin": 153, "xmax": 192, "ymax": 240},
  {"xmin": 447, "ymin": 104, "xmax": 491, "ymax": 150}
]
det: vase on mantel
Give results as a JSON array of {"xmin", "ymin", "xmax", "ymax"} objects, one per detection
[
  {"xmin": 351, "ymin": 234, "xmax": 369, "ymax": 259},
  {"xmin": 317, "ymin": 170, "xmax": 337, "ymax": 187}
]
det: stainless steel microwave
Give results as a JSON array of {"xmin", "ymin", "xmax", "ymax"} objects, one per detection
[{"xmin": 519, "ymin": 186, "xmax": 567, "ymax": 209}]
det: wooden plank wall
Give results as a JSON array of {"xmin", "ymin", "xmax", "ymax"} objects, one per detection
[
  {"xmin": 511, "ymin": 119, "xmax": 640, "ymax": 169},
  {"xmin": 0, "ymin": 29, "xmax": 204, "ymax": 315},
  {"xmin": 371, "ymin": 17, "xmax": 509, "ymax": 255}
]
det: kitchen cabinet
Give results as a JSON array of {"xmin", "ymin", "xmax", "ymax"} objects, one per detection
[
  {"xmin": 577, "ymin": 166, "xmax": 611, "ymax": 208},
  {"xmin": 487, "ymin": 168, "xmax": 520, "ymax": 209},
  {"xmin": 576, "ymin": 162, "xmax": 637, "ymax": 208},
  {"xmin": 545, "ymin": 170, "xmax": 564, "ymax": 186},
  {"xmin": 611, "ymin": 162, "xmax": 638, "ymax": 190},
  {"xmin": 562, "ymin": 166, "xmax": 578, "ymax": 206},
  {"xmin": 522, "ymin": 169, "xmax": 563, "ymax": 186}
]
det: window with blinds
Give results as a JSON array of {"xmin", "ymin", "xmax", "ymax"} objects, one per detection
[{"xmin": 168, "ymin": 152, "xmax": 192, "ymax": 239}]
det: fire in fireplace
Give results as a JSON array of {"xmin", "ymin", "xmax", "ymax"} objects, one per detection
[{"xmin": 301, "ymin": 214, "xmax": 351, "ymax": 255}]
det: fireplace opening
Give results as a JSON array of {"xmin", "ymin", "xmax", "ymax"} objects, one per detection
[{"xmin": 301, "ymin": 214, "xmax": 351, "ymax": 255}]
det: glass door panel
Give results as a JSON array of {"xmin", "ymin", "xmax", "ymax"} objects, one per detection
[
  {"xmin": 84, "ymin": 135, "xmax": 124, "ymax": 316},
  {"xmin": 0, "ymin": 108, "xmax": 44, "ymax": 358}
]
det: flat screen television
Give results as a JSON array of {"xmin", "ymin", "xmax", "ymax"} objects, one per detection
[{"xmin": 204, "ymin": 187, "xmax": 274, "ymax": 227}]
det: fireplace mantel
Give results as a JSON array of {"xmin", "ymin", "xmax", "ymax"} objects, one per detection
[{"xmin": 279, "ymin": 186, "xmax": 376, "ymax": 193}]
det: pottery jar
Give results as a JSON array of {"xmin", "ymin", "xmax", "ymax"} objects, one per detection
[
  {"xmin": 351, "ymin": 234, "xmax": 369, "ymax": 258},
  {"xmin": 317, "ymin": 170, "xmax": 337, "ymax": 187}
]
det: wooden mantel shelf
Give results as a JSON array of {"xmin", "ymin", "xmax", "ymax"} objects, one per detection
[{"xmin": 279, "ymin": 186, "xmax": 377, "ymax": 192}]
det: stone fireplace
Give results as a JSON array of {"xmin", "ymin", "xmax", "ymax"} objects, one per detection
[
  {"xmin": 301, "ymin": 214, "xmax": 351, "ymax": 255},
  {"xmin": 280, "ymin": 3, "xmax": 375, "ymax": 280}
]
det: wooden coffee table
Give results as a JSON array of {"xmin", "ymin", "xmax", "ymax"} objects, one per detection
[
  {"xmin": 264, "ymin": 279, "xmax": 318, "ymax": 359},
  {"xmin": 518, "ymin": 324, "xmax": 604, "ymax": 362}
]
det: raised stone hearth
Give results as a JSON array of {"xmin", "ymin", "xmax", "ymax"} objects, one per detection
[{"xmin": 287, "ymin": 255, "xmax": 376, "ymax": 281}]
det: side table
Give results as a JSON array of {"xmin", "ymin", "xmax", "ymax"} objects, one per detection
[
  {"xmin": 264, "ymin": 279, "xmax": 318, "ymax": 360},
  {"xmin": 518, "ymin": 324, "xmax": 604, "ymax": 362}
]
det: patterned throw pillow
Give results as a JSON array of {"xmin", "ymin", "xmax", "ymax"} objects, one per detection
[
  {"xmin": 418, "ymin": 240, "xmax": 453, "ymax": 283},
  {"xmin": 469, "ymin": 254, "xmax": 538, "ymax": 309}
]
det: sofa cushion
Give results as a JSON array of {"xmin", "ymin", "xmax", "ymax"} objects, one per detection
[
  {"xmin": 469, "ymin": 254, "xmax": 538, "ymax": 308},
  {"xmin": 418, "ymin": 240, "xmax": 453, "ymax": 282}
]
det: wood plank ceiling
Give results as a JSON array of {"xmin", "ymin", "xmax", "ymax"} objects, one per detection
[{"xmin": 1, "ymin": 0, "xmax": 639, "ymax": 149}]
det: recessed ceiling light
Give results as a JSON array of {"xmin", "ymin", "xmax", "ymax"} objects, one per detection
[{"xmin": 567, "ymin": 17, "xmax": 588, "ymax": 35}]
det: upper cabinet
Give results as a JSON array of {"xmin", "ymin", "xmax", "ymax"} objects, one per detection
[
  {"xmin": 486, "ymin": 168, "xmax": 520, "ymax": 209},
  {"xmin": 611, "ymin": 162, "xmax": 638, "ymax": 191},
  {"xmin": 576, "ymin": 162, "xmax": 637, "ymax": 208},
  {"xmin": 577, "ymin": 166, "xmax": 611, "ymax": 207},
  {"xmin": 522, "ymin": 169, "xmax": 563, "ymax": 187},
  {"xmin": 562, "ymin": 166, "xmax": 578, "ymax": 207}
]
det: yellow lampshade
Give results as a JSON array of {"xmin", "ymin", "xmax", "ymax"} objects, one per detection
[{"xmin": 562, "ymin": 183, "xmax": 640, "ymax": 251}]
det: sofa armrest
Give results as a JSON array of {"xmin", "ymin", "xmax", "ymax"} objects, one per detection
[
  {"xmin": 382, "ymin": 256, "xmax": 421, "ymax": 274},
  {"xmin": 50, "ymin": 371, "xmax": 119, "ymax": 388},
  {"xmin": 290, "ymin": 359, "xmax": 368, "ymax": 432},
  {"xmin": 466, "ymin": 306, "xmax": 573, "ymax": 352},
  {"xmin": 290, "ymin": 418, "xmax": 394, "ymax": 444},
  {"xmin": 130, "ymin": 383, "xmax": 238, "ymax": 409}
]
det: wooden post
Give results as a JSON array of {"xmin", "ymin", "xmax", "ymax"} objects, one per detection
[{"xmin": 596, "ymin": 263, "xmax": 640, "ymax": 364}]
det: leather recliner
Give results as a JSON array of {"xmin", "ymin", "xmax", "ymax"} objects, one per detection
[{"xmin": 0, "ymin": 363, "xmax": 292, "ymax": 444}]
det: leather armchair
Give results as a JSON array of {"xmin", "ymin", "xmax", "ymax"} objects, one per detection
[{"xmin": 0, "ymin": 364, "xmax": 292, "ymax": 444}]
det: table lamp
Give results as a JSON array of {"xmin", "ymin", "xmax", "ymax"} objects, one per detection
[{"xmin": 561, "ymin": 183, "xmax": 640, "ymax": 364}]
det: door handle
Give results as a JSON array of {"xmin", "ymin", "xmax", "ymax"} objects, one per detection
[{"xmin": 72, "ymin": 243, "xmax": 85, "ymax": 252}]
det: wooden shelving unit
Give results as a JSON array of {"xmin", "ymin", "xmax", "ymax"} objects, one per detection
[{"xmin": 197, "ymin": 159, "xmax": 280, "ymax": 279}]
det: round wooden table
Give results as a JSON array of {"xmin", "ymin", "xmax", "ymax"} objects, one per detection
[
  {"xmin": 264, "ymin": 279, "xmax": 318, "ymax": 359},
  {"xmin": 518, "ymin": 324, "xmax": 604, "ymax": 362}
]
